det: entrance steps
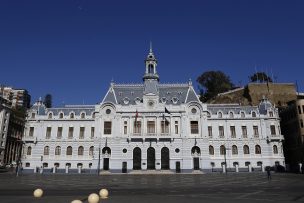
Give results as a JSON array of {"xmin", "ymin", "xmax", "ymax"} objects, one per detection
[
  {"xmin": 129, "ymin": 170, "xmax": 175, "ymax": 174},
  {"xmin": 99, "ymin": 170, "xmax": 205, "ymax": 175}
]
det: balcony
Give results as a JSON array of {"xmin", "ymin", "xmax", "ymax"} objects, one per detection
[{"xmin": 129, "ymin": 133, "xmax": 177, "ymax": 142}]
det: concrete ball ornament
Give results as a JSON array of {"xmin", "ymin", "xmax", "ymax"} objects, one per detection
[
  {"xmin": 99, "ymin": 188, "xmax": 109, "ymax": 199},
  {"xmin": 33, "ymin": 188, "xmax": 43, "ymax": 198},
  {"xmin": 71, "ymin": 200, "xmax": 83, "ymax": 203},
  {"xmin": 88, "ymin": 193, "xmax": 100, "ymax": 203}
]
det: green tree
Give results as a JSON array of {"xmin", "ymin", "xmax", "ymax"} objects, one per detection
[
  {"xmin": 250, "ymin": 72, "xmax": 273, "ymax": 83},
  {"xmin": 43, "ymin": 94, "xmax": 52, "ymax": 108},
  {"xmin": 197, "ymin": 71, "xmax": 234, "ymax": 102}
]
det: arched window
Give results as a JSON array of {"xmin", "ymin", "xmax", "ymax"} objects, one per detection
[
  {"xmin": 241, "ymin": 112, "xmax": 245, "ymax": 118},
  {"xmin": 70, "ymin": 112, "xmax": 74, "ymax": 119},
  {"xmin": 78, "ymin": 146, "xmax": 84, "ymax": 156},
  {"xmin": 27, "ymin": 146, "xmax": 32, "ymax": 155},
  {"xmin": 59, "ymin": 112, "xmax": 64, "ymax": 119},
  {"xmin": 209, "ymin": 145, "xmax": 214, "ymax": 155},
  {"xmin": 255, "ymin": 145, "xmax": 261, "ymax": 154},
  {"xmin": 220, "ymin": 145, "xmax": 226, "ymax": 155},
  {"xmin": 66, "ymin": 146, "xmax": 72, "ymax": 155},
  {"xmin": 44, "ymin": 146, "xmax": 49, "ymax": 155},
  {"xmin": 243, "ymin": 145, "xmax": 250, "ymax": 154},
  {"xmin": 229, "ymin": 112, "xmax": 234, "ymax": 118},
  {"xmin": 89, "ymin": 146, "xmax": 94, "ymax": 156},
  {"xmin": 252, "ymin": 112, "xmax": 256, "ymax": 117},
  {"xmin": 148, "ymin": 64, "xmax": 154, "ymax": 73},
  {"xmin": 232, "ymin": 145, "xmax": 238, "ymax": 155},
  {"xmin": 273, "ymin": 145, "xmax": 278, "ymax": 154},
  {"xmin": 81, "ymin": 112, "xmax": 85, "ymax": 119},
  {"xmin": 48, "ymin": 112, "xmax": 53, "ymax": 119},
  {"xmin": 92, "ymin": 112, "xmax": 96, "ymax": 119},
  {"xmin": 55, "ymin": 146, "xmax": 61, "ymax": 155},
  {"xmin": 218, "ymin": 112, "xmax": 222, "ymax": 118}
]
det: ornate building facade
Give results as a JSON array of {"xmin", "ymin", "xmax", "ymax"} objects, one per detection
[{"xmin": 22, "ymin": 48, "xmax": 285, "ymax": 173}]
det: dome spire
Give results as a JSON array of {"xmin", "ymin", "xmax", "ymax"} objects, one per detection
[
  {"xmin": 143, "ymin": 42, "xmax": 159, "ymax": 82},
  {"xmin": 149, "ymin": 41, "xmax": 153, "ymax": 53}
]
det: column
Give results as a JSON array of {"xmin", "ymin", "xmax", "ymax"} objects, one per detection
[
  {"xmin": 222, "ymin": 164, "xmax": 226, "ymax": 173},
  {"xmin": 235, "ymin": 164, "xmax": 239, "ymax": 173},
  {"xmin": 261, "ymin": 164, "xmax": 265, "ymax": 172},
  {"xmin": 248, "ymin": 164, "xmax": 252, "ymax": 172},
  {"xmin": 65, "ymin": 165, "xmax": 69, "ymax": 173},
  {"xmin": 78, "ymin": 165, "xmax": 82, "ymax": 174}
]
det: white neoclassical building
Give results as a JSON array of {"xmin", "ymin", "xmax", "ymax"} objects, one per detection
[{"xmin": 22, "ymin": 48, "xmax": 285, "ymax": 173}]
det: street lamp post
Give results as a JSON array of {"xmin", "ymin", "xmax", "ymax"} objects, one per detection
[
  {"xmin": 224, "ymin": 147, "xmax": 227, "ymax": 174},
  {"xmin": 224, "ymin": 146, "xmax": 230, "ymax": 175},
  {"xmin": 97, "ymin": 142, "xmax": 101, "ymax": 175}
]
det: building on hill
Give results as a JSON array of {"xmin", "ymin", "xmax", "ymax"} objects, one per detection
[
  {"xmin": 21, "ymin": 48, "xmax": 285, "ymax": 173},
  {"xmin": 211, "ymin": 83, "xmax": 297, "ymax": 108}
]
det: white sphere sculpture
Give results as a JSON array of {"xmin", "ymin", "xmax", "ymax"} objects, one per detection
[
  {"xmin": 88, "ymin": 193, "xmax": 100, "ymax": 203},
  {"xmin": 99, "ymin": 188, "xmax": 109, "ymax": 199},
  {"xmin": 33, "ymin": 188, "xmax": 43, "ymax": 198},
  {"xmin": 71, "ymin": 200, "xmax": 83, "ymax": 203}
]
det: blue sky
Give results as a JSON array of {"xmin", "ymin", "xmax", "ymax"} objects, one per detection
[{"xmin": 1, "ymin": 0, "xmax": 304, "ymax": 106}]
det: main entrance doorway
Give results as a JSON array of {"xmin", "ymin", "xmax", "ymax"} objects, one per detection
[
  {"xmin": 103, "ymin": 158, "xmax": 109, "ymax": 170},
  {"xmin": 161, "ymin": 147, "xmax": 170, "ymax": 170},
  {"xmin": 193, "ymin": 157, "xmax": 200, "ymax": 170},
  {"xmin": 133, "ymin": 147, "xmax": 141, "ymax": 170},
  {"xmin": 147, "ymin": 147, "xmax": 155, "ymax": 169},
  {"xmin": 191, "ymin": 146, "xmax": 201, "ymax": 170},
  {"xmin": 102, "ymin": 147, "xmax": 111, "ymax": 171}
]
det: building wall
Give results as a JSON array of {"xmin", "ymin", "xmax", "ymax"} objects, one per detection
[
  {"xmin": 280, "ymin": 98, "xmax": 304, "ymax": 172},
  {"xmin": 21, "ymin": 99, "xmax": 285, "ymax": 173},
  {"xmin": 0, "ymin": 100, "xmax": 11, "ymax": 165}
]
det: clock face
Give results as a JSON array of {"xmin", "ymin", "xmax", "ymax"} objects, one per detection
[{"xmin": 148, "ymin": 100, "xmax": 154, "ymax": 107}]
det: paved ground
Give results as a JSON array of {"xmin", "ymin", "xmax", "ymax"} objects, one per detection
[{"xmin": 0, "ymin": 172, "xmax": 304, "ymax": 203}]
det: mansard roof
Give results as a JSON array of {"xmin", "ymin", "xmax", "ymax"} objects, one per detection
[
  {"xmin": 102, "ymin": 83, "xmax": 200, "ymax": 106},
  {"xmin": 207, "ymin": 104, "xmax": 259, "ymax": 115},
  {"xmin": 31, "ymin": 104, "xmax": 95, "ymax": 116}
]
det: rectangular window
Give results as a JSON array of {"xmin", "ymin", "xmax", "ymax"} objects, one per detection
[
  {"xmin": 190, "ymin": 121, "xmax": 199, "ymax": 134},
  {"xmin": 242, "ymin": 126, "xmax": 247, "ymax": 138},
  {"xmin": 301, "ymin": 120, "xmax": 304, "ymax": 128},
  {"xmin": 29, "ymin": 127, "xmax": 34, "ymax": 137},
  {"xmin": 134, "ymin": 121, "xmax": 141, "ymax": 134},
  {"xmin": 161, "ymin": 120, "xmax": 169, "ymax": 134},
  {"xmin": 79, "ymin": 127, "xmax": 85, "ymax": 139},
  {"xmin": 91, "ymin": 127, "xmax": 95, "ymax": 139},
  {"xmin": 298, "ymin": 106, "xmax": 302, "ymax": 114},
  {"xmin": 230, "ymin": 126, "xmax": 236, "ymax": 138},
  {"xmin": 175, "ymin": 121, "xmax": 179, "ymax": 134},
  {"xmin": 57, "ymin": 127, "xmax": 62, "ymax": 138},
  {"xmin": 208, "ymin": 126, "xmax": 212, "ymax": 138},
  {"xmin": 46, "ymin": 127, "xmax": 51, "ymax": 139},
  {"xmin": 270, "ymin": 125, "xmax": 276, "ymax": 135},
  {"xmin": 104, "ymin": 122, "xmax": 112, "ymax": 134},
  {"xmin": 124, "ymin": 121, "xmax": 127, "ymax": 135},
  {"xmin": 147, "ymin": 121, "xmax": 155, "ymax": 134},
  {"xmin": 219, "ymin": 126, "xmax": 224, "ymax": 138},
  {"xmin": 253, "ymin": 126, "xmax": 259, "ymax": 137},
  {"xmin": 68, "ymin": 127, "xmax": 74, "ymax": 139}
]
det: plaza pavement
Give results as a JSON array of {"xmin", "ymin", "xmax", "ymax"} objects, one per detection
[{"xmin": 0, "ymin": 172, "xmax": 303, "ymax": 203}]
